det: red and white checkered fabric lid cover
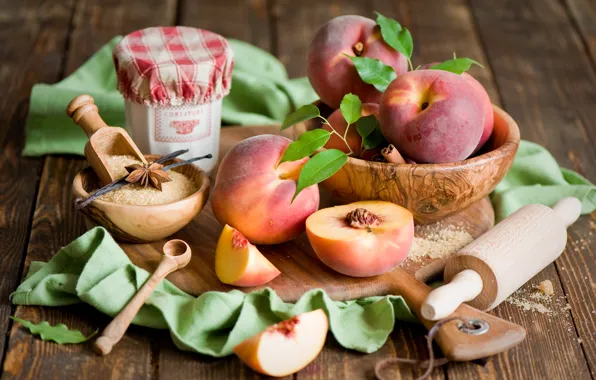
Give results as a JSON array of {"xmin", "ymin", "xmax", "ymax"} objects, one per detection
[{"xmin": 113, "ymin": 26, "xmax": 234, "ymax": 106}]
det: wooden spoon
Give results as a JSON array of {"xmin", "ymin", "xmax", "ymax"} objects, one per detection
[
  {"xmin": 93, "ymin": 239, "xmax": 192, "ymax": 355},
  {"xmin": 67, "ymin": 94, "xmax": 147, "ymax": 186}
]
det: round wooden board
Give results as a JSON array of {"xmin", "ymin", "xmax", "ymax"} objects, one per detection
[
  {"xmin": 121, "ymin": 195, "xmax": 494, "ymax": 302},
  {"xmin": 119, "ymin": 125, "xmax": 495, "ymax": 302}
]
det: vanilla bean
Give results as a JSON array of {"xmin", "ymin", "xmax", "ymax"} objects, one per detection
[
  {"xmin": 154, "ymin": 149, "xmax": 189, "ymax": 164},
  {"xmin": 75, "ymin": 153, "xmax": 213, "ymax": 209},
  {"xmin": 162, "ymin": 154, "xmax": 213, "ymax": 171}
]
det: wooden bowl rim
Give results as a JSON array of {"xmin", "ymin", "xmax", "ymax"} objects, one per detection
[
  {"xmin": 298, "ymin": 103, "xmax": 520, "ymax": 170},
  {"xmin": 72, "ymin": 154, "xmax": 210, "ymax": 210}
]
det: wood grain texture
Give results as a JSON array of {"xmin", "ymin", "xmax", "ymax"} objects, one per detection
[
  {"xmin": 468, "ymin": 0, "xmax": 596, "ymax": 378},
  {"xmin": 566, "ymin": 0, "xmax": 596, "ymax": 66},
  {"xmin": 0, "ymin": 0, "xmax": 76, "ymax": 365},
  {"xmin": 2, "ymin": 0, "xmax": 178, "ymax": 378},
  {"xmin": 294, "ymin": 104, "xmax": 519, "ymax": 223},
  {"xmin": 178, "ymin": 0, "xmax": 271, "ymax": 52}
]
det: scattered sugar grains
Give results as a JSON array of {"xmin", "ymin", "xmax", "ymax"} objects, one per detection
[
  {"xmin": 408, "ymin": 222, "xmax": 474, "ymax": 262},
  {"xmin": 506, "ymin": 280, "xmax": 572, "ymax": 316}
]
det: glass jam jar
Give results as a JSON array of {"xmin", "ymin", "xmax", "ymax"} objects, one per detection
[{"xmin": 113, "ymin": 26, "xmax": 234, "ymax": 174}]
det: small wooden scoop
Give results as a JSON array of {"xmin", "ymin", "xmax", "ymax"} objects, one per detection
[
  {"xmin": 94, "ymin": 239, "xmax": 192, "ymax": 355},
  {"xmin": 67, "ymin": 95, "xmax": 147, "ymax": 186}
]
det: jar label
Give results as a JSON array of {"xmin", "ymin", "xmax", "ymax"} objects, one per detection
[{"xmin": 154, "ymin": 105, "xmax": 212, "ymax": 142}]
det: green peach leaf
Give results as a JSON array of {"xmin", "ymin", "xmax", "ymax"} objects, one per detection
[
  {"xmin": 362, "ymin": 127, "xmax": 386, "ymax": 150},
  {"xmin": 375, "ymin": 12, "xmax": 413, "ymax": 58},
  {"xmin": 281, "ymin": 104, "xmax": 320, "ymax": 131},
  {"xmin": 10, "ymin": 316, "xmax": 98, "ymax": 344},
  {"xmin": 355, "ymin": 114, "xmax": 379, "ymax": 139},
  {"xmin": 340, "ymin": 94, "xmax": 362, "ymax": 125},
  {"xmin": 280, "ymin": 129, "xmax": 331, "ymax": 163},
  {"xmin": 293, "ymin": 149, "xmax": 348, "ymax": 201},
  {"xmin": 347, "ymin": 56, "xmax": 397, "ymax": 92},
  {"xmin": 430, "ymin": 57, "xmax": 484, "ymax": 75}
]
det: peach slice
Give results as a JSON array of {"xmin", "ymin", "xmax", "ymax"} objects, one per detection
[
  {"xmin": 233, "ymin": 309, "xmax": 329, "ymax": 377},
  {"xmin": 306, "ymin": 201, "xmax": 414, "ymax": 277},
  {"xmin": 215, "ymin": 225, "xmax": 281, "ymax": 287}
]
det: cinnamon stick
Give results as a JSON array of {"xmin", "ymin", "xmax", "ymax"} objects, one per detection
[{"xmin": 381, "ymin": 144, "xmax": 406, "ymax": 164}]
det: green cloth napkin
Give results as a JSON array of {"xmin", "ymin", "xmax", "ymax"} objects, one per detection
[
  {"xmin": 11, "ymin": 227, "xmax": 416, "ymax": 357},
  {"xmin": 491, "ymin": 140, "xmax": 596, "ymax": 220},
  {"xmin": 23, "ymin": 37, "xmax": 317, "ymax": 156}
]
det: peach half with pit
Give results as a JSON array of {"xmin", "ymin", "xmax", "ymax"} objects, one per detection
[
  {"xmin": 307, "ymin": 15, "xmax": 408, "ymax": 109},
  {"xmin": 322, "ymin": 103, "xmax": 379, "ymax": 157},
  {"xmin": 215, "ymin": 224, "xmax": 280, "ymax": 287},
  {"xmin": 379, "ymin": 69, "xmax": 486, "ymax": 163},
  {"xmin": 211, "ymin": 134, "xmax": 320, "ymax": 245},
  {"xmin": 233, "ymin": 309, "xmax": 329, "ymax": 377},
  {"xmin": 306, "ymin": 201, "xmax": 414, "ymax": 277}
]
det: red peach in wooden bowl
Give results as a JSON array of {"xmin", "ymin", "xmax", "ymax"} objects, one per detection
[{"xmin": 307, "ymin": 15, "xmax": 408, "ymax": 109}]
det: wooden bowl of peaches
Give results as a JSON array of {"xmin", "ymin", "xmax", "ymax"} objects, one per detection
[
  {"xmin": 285, "ymin": 14, "xmax": 521, "ymax": 224},
  {"xmin": 292, "ymin": 100, "xmax": 519, "ymax": 224}
]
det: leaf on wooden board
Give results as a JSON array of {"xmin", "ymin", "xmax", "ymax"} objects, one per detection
[
  {"xmin": 430, "ymin": 57, "xmax": 484, "ymax": 75},
  {"xmin": 280, "ymin": 129, "xmax": 331, "ymax": 163},
  {"xmin": 293, "ymin": 149, "xmax": 348, "ymax": 201},
  {"xmin": 340, "ymin": 94, "xmax": 362, "ymax": 125},
  {"xmin": 281, "ymin": 104, "xmax": 320, "ymax": 131},
  {"xmin": 10, "ymin": 316, "xmax": 98, "ymax": 344},
  {"xmin": 375, "ymin": 12, "xmax": 413, "ymax": 59},
  {"xmin": 347, "ymin": 56, "xmax": 397, "ymax": 92}
]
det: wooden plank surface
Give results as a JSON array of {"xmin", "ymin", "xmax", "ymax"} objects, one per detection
[
  {"xmin": 566, "ymin": 0, "xmax": 596, "ymax": 66},
  {"xmin": 0, "ymin": 0, "xmax": 595, "ymax": 379},
  {"xmin": 0, "ymin": 0, "xmax": 76, "ymax": 366},
  {"xmin": 470, "ymin": 0, "xmax": 596, "ymax": 378},
  {"xmin": 2, "ymin": 1, "xmax": 178, "ymax": 379}
]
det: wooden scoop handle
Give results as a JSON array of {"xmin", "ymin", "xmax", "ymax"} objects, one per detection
[
  {"xmin": 388, "ymin": 268, "xmax": 526, "ymax": 361},
  {"xmin": 94, "ymin": 240, "xmax": 191, "ymax": 355},
  {"xmin": 67, "ymin": 95, "xmax": 108, "ymax": 137},
  {"xmin": 94, "ymin": 255, "xmax": 179, "ymax": 355}
]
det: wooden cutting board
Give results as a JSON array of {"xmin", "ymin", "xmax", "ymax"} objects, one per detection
[{"xmin": 121, "ymin": 125, "xmax": 495, "ymax": 302}]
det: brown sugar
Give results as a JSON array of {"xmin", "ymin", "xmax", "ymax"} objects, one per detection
[
  {"xmin": 538, "ymin": 280, "xmax": 555, "ymax": 296},
  {"xmin": 407, "ymin": 222, "xmax": 474, "ymax": 263},
  {"xmin": 98, "ymin": 155, "xmax": 198, "ymax": 205}
]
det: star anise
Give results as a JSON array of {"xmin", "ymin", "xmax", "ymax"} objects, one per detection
[{"xmin": 125, "ymin": 162, "xmax": 172, "ymax": 191}]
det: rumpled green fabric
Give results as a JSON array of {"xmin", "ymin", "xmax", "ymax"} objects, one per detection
[
  {"xmin": 23, "ymin": 38, "xmax": 317, "ymax": 156},
  {"xmin": 11, "ymin": 227, "xmax": 416, "ymax": 357},
  {"xmin": 491, "ymin": 140, "xmax": 596, "ymax": 221}
]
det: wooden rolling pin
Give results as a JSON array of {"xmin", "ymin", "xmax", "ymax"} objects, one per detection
[
  {"xmin": 421, "ymin": 197, "xmax": 582, "ymax": 320},
  {"xmin": 67, "ymin": 95, "xmax": 147, "ymax": 186}
]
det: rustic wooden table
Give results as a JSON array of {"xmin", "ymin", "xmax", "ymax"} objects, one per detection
[{"xmin": 1, "ymin": 0, "xmax": 595, "ymax": 379}]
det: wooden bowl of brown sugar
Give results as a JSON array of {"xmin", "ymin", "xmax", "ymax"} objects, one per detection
[{"xmin": 72, "ymin": 154, "xmax": 210, "ymax": 243}]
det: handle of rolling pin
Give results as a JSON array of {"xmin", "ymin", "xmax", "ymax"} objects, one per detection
[
  {"xmin": 421, "ymin": 270, "xmax": 483, "ymax": 321},
  {"xmin": 551, "ymin": 197, "xmax": 582, "ymax": 228}
]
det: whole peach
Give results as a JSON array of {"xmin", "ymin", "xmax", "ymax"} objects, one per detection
[
  {"xmin": 322, "ymin": 103, "xmax": 379, "ymax": 157},
  {"xmin": 211, "ymin": 135, "xmax": 320, "ymax": 245},
  {"xmin": 307, "ymin": 15, "xmax": 408, "ymax": 109},
  {"xmin": 379, "ymin": 70, "xmax": 485, "ymax": 163},
  {"xmin": 420, "ymin": 63, "xmax": 494, "ymax": 153}
]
